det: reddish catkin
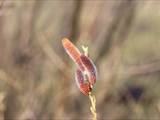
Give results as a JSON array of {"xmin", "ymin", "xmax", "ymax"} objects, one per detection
[
  {"xmin": 80, "ymin": 55, "xmax": 97, "ymax": 86},
  {"xmin": 79, "ymin": 84, "xmax": 92, "ymax": 96},
  {"xmin": 62, "ymin": 38, "xmax": 85, "ymax": 71},
  {"xmin": 62, "ymin": 38, "xmax": 97, "ymax": 96},
  {"xmin": 75, "ymin": 69, "xmax": 84, "ymax": 86},
  {"xmin": 75, "ymin": 69, "xmax": 92, "ymax": 95}
]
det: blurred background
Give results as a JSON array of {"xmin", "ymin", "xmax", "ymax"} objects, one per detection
[{"xmin": 0, "ymin": 0, "xmax": 160, "ymax": 119}]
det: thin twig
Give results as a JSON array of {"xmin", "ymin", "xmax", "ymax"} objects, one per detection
[{"xmin": 89, "ymin": 92, "xmax": 97, "ymax": 120}]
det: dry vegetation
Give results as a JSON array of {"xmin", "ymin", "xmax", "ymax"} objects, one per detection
[{"xmin": 0, "ymin": 0, "xmax": 160, "ymax": 119}]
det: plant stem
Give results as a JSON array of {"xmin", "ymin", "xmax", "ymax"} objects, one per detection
[{"xmin": 89, "ymin": 92, "xmax": 97, "ymax": 120}]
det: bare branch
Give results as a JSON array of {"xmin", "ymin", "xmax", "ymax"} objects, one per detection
[
  {"xmin": 96, "ymin": 0, "xmax": 136, "ymax": 63},
  {"xmin": 122, "ymin": 60, "xmax": 160, "ymax": 77}
]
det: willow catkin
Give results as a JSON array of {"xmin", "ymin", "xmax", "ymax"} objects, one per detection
[
  {"xmin": 80, "ymin": 55, "xmax": 97, "ymax": 86},
  {"xmin": 75, "ymin": 68, "xmax": 92, "ymax": 95},
  {"xmin": 62, "ymin": 38, "xmax": 97, "ymax": 96},
  {"xmin": 62, "ymin": 38, "xmax": 84, "ymax": 71}
]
